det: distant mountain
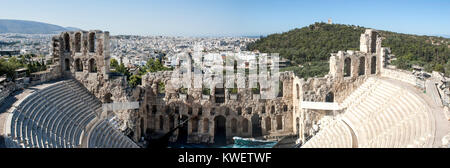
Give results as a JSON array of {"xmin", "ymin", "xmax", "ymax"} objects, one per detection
[
  {"xmin": 431, "ymin": 34, "xmax": 450, "ymax": 38},
  {"xmin": 0, "ymin": 19, "xmax": 81, "ymax": 34}
]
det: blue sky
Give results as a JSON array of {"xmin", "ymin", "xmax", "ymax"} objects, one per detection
[{"xmin": 1, "ymin": 0, "xmax": 449, "ymax": 36}]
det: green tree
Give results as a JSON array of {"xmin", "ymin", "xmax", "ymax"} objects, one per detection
[
  {"xmin": 110, "ymin": 58, "xmax": 119, "ymax": 69},
  {"xmin": 128, "ymin": 74, "xmax": 142, "ymax": 87}
]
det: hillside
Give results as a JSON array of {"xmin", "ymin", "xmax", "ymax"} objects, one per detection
[
  {"xmin": 248, "ymin": 22, "xmax": 450, "ymax": 78},
  {"xmin": 0, "ymin": 19, "xmax": 80, "ymax": 34}
]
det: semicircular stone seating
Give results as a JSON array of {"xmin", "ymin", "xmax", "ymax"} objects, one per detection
[
  {"xmin": 88, "ymin": 119, "xmax": 139, "ymax": 148},
  {"xmin": 302, "ymin": 77, "xmax": 435, "ymax": 148},
  {"xmin": 301, "ymin": 120, "xmax": 353, "ymax": 148},
  {"xmin": 5, "ymin": 79, "xmax": 139, "ymax": 148}
]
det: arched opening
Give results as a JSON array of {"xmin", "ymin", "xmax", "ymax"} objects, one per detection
[
  {"xmin": 242, "ymin": 118, "xmax": 249, "ymax": 133},
  {"xmin": 64, "ymin": 33, "xmax": 70, "ymax": 52},
  {"xmin": 188, "ymin": 107, "xmax": 193, "ymax": 115},
  {"xmin": 159, "ymin": 115, "xmax": 164, "ymax": 131},
  {"xmin": 75, "ymin": 32, "xmax": 81, "ymax": 52},
  {"xmin": 246, "ymin": 107, "xmax": 252, "ymax": 115},
  {"xmin": 75, "ymin": 59, "xmax": 83, "ymax": 72},
  {"xmin": 176, "ymin": 115, "xmax": 189, "ymax": 144},
  {"xmin": 64, "ymin": 59, "xmax": 70, "ymax": 71},
  {"xmin": 344, "ymin": 57, "xmax": 351, "ymax": 77},
  {"xmin": 191, "ymin": 118, "xmax": 199, "ymax": 133},
  {"xmin": 215, "ymin": 84, "xmax": 225, "ymax": 103},
  {"xmin": 278, "ymin": 81, "xmax": 284, "ymax": 97},
  {"xmin": 89, "ymin": 58, "xmax": 97, "ymax": 73},
  {"xmin": 198, "ymin": 107, "xmax": 203, "ymax": 116},
  {"xmin": 140, "ymin": 118, "xmax": 145, "ymax": 138},
  {"xmin": 371, "ymin": 56, "xmax": 377, "ymax": 74},
  {"xmin": 296, "ymin": 84, "xmax": 300, "ymax": 100},
  {"xmin": 169, "ymin": 115, "xmax": 175, "ymax": 130},
  {"xmin": 152, "ymin": 105, "xmax": 157, "ymax": 114},
  {"xmin": 276, "ymin": 115, "xmax": 283, "ymax": 130},
  {"xmin": 214, "ymin": 115, "xmax": 227, "ymax": 145},
  {"xmin": 271, "ymin": 106, "xmax": 275, "ymax": 114},
  {"xmin": 251, "ymin": 114, "xmax": 262, "ymax": 137},
  {"xmin": 231, "ymin": 118, "xmax": 237, "ymax": 134},
  {"xmin": 359, "ymin": 57, "xmax": 365, "ymax": 76},
  {"xmin": 371, "ymin": 31, "xmax": 378, "ymax": 53},
  {"xmin": 325, "ymin": 92, "xmax": 334, "ymax": 103},
  {"xmin": 104, "ymin": 93, "xmax": 113, "ymax": 103},
  {"xmin": 203, "ymin": 118, "xmax": 209, "ymax": 133},
  {"xmin": 265, "ymin": 117, "xmax": 271, "ymax": 132},
  {"xmin": 237, "ymin": 107, "xmax": 242, "ymax": 115},
  {"xmin": 89, "ymin": 32, "xmax": 95, "ymax": 53}
]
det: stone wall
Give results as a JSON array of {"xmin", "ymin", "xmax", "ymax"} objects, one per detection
[
  {"xmin": 380, "ymin": 68, "xmax": 417, "ymax": 86},
  {"xmin": 141, "ymin": 71, "xmax": 295, "ymax": 144},
  {"xmin": 0, "ymin": 81, "xmax": 16, "ymax": 105}
]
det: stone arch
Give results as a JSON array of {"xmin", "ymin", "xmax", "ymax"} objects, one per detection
[
  {"xmin": 344, "ymin": 57, "xmax": 351, "ymax": 77},
  {"xmin": 214, "ymin": 115, "xmax": 227, "ymax": 144},
  {"xmin": 104, "ymin": 93, "xmax": 113, "ymax": 103},
  {"xmin": 198, "ymin": 107, "xmax": 203, "ymax": 116},
  {"xmin": 191, "ymin": 117, "xmax": 199, "ymax": 133},
  {"xmin": 89, "ymin": 32, "xmax": 95, "ymax": 53},
  {"xmin": 246, "ymin": 107, "xmax": 252, "ymax": 115},
  {"xmin": 276, "ymin": 115, "xmax": 283, "ymax": 130},
  {"xmin": 242, "ymin": 118, "xmax": 249, "ymax": 133},
  {"xmin": 325, "ymin": 92, "xmax": 334, "ymax": 103},
  {"xmin": 177, "ymin": 115, "xmax": 189, "ymax": 143},
  {"xmin": 203, "ymin": 118, "xmax": 209, "ymax": 133},
  {"xmin": 75, "ymin": 58, "xmax": 83, "ymax": 72},
  {"xmin": 75, "ymin": 32, "xmax": 81, "ymax": 52},
  {"xmin": 231, "ymin": 118, "xmax": 237, "ymax": 134},
  {"xmin": 278, "ymin": 81, "xmax": 284, "ymax": 97},
  {"xmin": 359, "ymin": 57, "xmax": 365, "ymax": 76},
  {"xmin": 64, "ymin": 58, "xmax": 70, "ymax": 71},
  {"xmin": 64, "ymin": 33, "xmax": 70, "ymax": 52},
  {"xmin": 371, "ymin": 56, "xmax": 377, "ymax": 74},
  {"xmin": 265, "ymin": 117, "xmax": 271, "ymax": 132},
  {"xmin": 88, "ymin": 58, "xmax": 97, "ymax": 73},
  {"xmin": 236, "ymin": 107, "xmax": 242, "ymax": 115},
  {"xmin": 251, "ymin": 114, "xmax": 262, "ymax": 137}
]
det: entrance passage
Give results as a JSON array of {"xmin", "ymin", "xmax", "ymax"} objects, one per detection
[
  {"xmin": 251, "ymin": 114, "xmax": 262, "ymax": 138},
  {"xmin": 176, "ymin": 115, "xmax": 189, "ymax": 144},
  {"xmin": 214, "ymin": 115, "xmax": 227, "ymax": 145}
]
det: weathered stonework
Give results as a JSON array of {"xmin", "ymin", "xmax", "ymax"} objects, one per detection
[{"xmin": 140, "ymin": 71, "xmax": 295, "ymax": 144}]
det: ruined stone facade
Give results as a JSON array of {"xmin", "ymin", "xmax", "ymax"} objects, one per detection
[{"xmin": 140, "ymin": 71, "xmax": 295, "ymax": 144}]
